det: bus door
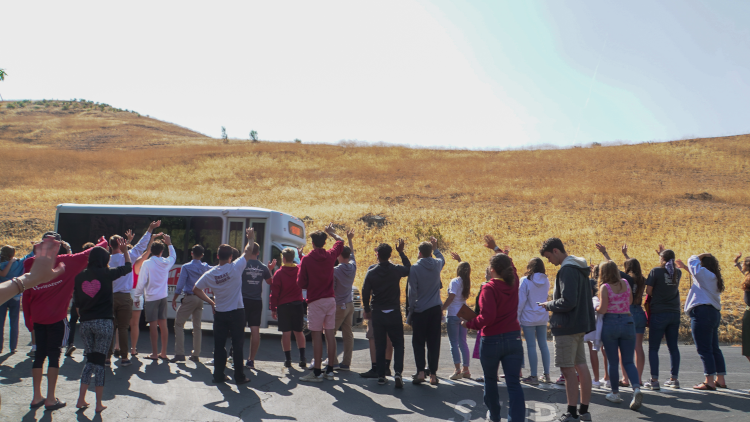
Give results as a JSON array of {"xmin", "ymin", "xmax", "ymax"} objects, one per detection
[{"xmin": 228, "ymin": 218, "xmax": 270, "ymax": 327}]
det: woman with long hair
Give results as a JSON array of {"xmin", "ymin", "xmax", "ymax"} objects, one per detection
[
  {"xmin": 678, "ymin": 253, "xmax": 727, "ymax": 390},
  {"xmin": 622, "ymin": 256, "xmax": 646, "ymax": 387},
  {"xmin": 734, "ymin": 253, "xmax": 750, "ymax": 367},
  {"xmin": 74, "ymin": 239, "xmax": 132, "ymax": 412},
  {"xmin": 442, "ymin": 252, "xmax": 472, "ymax": 380},
  {"xmin": 517, "ymin": 257, "xmax": 551, "ymax": 385},
  {"xmin": 644, "ymin": 246, "xmax": 682, "ymax": 390},
  {"xmin": 597, "ymin": 260, "xmax": 643, "ymax": 410}
]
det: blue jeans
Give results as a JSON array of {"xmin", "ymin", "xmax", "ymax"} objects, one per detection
[
  {"xmin": 689, "ymin": 305, "xmax": 726, "ymax": 376},
  {"xmin": 0, "ymin": 296, "xmax": 21, "ymax": 351},
  {"xmin": 480, "ymin": 331, "xmax": 525, "ymax": 422},
  {"xmin": 521, "ymin": 325, "xmax": 550, "ymax": 377},
  {"xmin": 648, "ymin": 312, "xmax": 681, "ymax": 379},
  {"xmin": 601, "ymin": 313, "xmax": 640, "ymax": 393},
  {"xmin": 447, "ymin": 316, "xmax": 470, "ymax": 366},
  {"xmin": 631, "ymin": 305, "xmax": 647, "ymax": 334}
]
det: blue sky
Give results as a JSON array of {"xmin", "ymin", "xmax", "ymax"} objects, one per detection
[{"xmin": 2, "ymin": 0, "xmax": 749, "ymax": 149}]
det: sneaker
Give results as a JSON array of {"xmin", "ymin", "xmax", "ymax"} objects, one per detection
[
  {"xmin": 395, "ymin": 373, "xmax": 403, "ymax": 389},
  {"xmin": 170, "ymin": 355, "xmax": 186, "ymax": 363},
  {"xmin": 644, "ymin": 379, "xmax": 660, "ymax": 390},
  {"xmin": 245, "ymin": 360, "xmax": 255, "ymax": 369},
  {"xmin": 309, "ymin": 358, "xmax": 316, "ymax": 368},
  {"xmin": 65, "ymin": 345, "xmax": 76, "ymax": 357},
  {"xmin": 324, "ymin": 370, "xmax": 335, "ymax": 380},
  {"xmin": 579, "ymin": 412, "xmax": 592, "ymax": 421},
  {"xmin": 189, "ymin": 356, "xmax": 200, "ymax": 363},
  {"xmin": 630, "ymin": 388, "xmax": 643, "ymax": 411},
  {"xmin": 664, "ymin": 379, "xmax": 680, "ymax": 389},
  {"xmin": 462, "ymin": 370, "xmax": 472, "ymax": 379},
  {"xmin": 541, "ymin": 373, "xmax": 552, "ymax": 384},
  {"xmin": 339, "ymin": 364, "xmax": 350, "ymax": 371},
  {"xmin": 606, "ymin": 392, "xmax": 623, "ymax": 403},
  {"xmin": 300, "ymin": 371, "xmax": 324, "ymax": 383},
  {"xmin": 228, "ymin": 356, "xmax": 233, "ymax": 364},
  {"xmin": 555, "ymin": 375, "xmax": 566, "ymax": 385},
  {"xmin": 378, "ymin": 377, "xmax": 387, "ymax": 385},
  {"xmin": 556, "ymin": 413, "xmax": 579, "ymax": 421},
  {"xmin": 284, "ymin": 360, "xmax": 292, "ymax": 368},
  {"xmin": 592, "ymin": 380, "xmax": 601, "ymax": 388},
  {"xmin": 600, "ymin": 378, "xmax": 611, "ymax": 389},
  {"xmin": 360, "ymin": 368, "xmax": 378, "ymax": 379},
  {"xmin": 450, "ymin": 371, "xmax": 463, "ymax": 380},
  {"xmin": 521, "ymin": 375, "xmax": 540, "ymax": 386},
  {"xmin": 27, "ymin": 349, "xmax": 35, "ymax": 357}
]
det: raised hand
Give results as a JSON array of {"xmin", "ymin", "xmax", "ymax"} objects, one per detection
[
  {"xmin": 655, "ymin": 244, "xmax": 666, "ymax": 256},
  {"xmin": 395, "ymin": 238, "xmax": 405, "ymax": 253},
  {"xmin": 149, "ymin": 220, "xmax": 162, "ymax": 232},
  {"xmin": 118, "ymin": 237, "xmax": 129, "ymax": 254},
  {"xmin": 483, "ymin": 235, "xmax": 497, "ymax": 251},
  {"xmin": 162, "ymin": 234, "xmax": 172, "ymax": 246},
  {"xmin": 125, "ymin": 229, "xmax": 135, "ymax": 244},
  {"xmin": 621, "ymin": 243, "xmax": 629, "ymax": 258},
  {"xmin": 734, "ymin": 253, "xmax": 743, "ymax": 264},
  {"xmin": 347, "ymin": 228, "xmax": 355, "ymax": 240},
  {"xmin": 429, "ymin": 236, "xmax": 438, "ymax": 250},
  {"xmin": 675, "ymin": 259, "xmax": 687, "ymax": 270},
  {"xmin": 595, "ymin": 243, "xmax": 607, "ymax": 255},
  {"xmin": 27, "ymin": 237, "xmax": 66, "ymax": 286},
  {"xmin": 503, "ymin": 246, "xmax": 511, "ymax": 256},
  {"xmin": 450, "ymin": 251, "xmax": 462, "ymax": 262},
  {"xmin": 324, "ymin": 222, "xmax": 336, "ymax": 236},
  {"xmin": 268, "ymin": 259, "xmax": 277, "ymax": 272},
  {"xmin": 246, "ymin": 227, "xmax": 255, "ymax": 240}
]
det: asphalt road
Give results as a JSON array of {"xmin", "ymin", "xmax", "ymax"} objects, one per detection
[{"xmin": 1, "ymin": 316, "xmax": 750, "ymax": 421}]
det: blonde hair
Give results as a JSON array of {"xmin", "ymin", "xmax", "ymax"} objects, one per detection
[
  {"xmin": 281, "ymin": 247, "xmax": 296, "ymax": 263},
  {"xmin": 598, "ymin": 260, "xmax": 621, "ymax": 287},
  {"xmin": 0, "ymin": 245, "xmax": 16, "ymax": 262}
]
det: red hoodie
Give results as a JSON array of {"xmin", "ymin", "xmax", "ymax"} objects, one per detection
[
  {"xmin": 270, "ymin": 265, "xmax": 304, "ymax": 311},
  {"xmin": 23, "ymin": 238, "xmax": 107, "ymax": 330},
  {"xmin": 466, "ymin": 259, "xmax": 521, "ymax": 337},
  {"xmin": 297, "ymin": 240, "xmax": 343, "ymax": 303}
]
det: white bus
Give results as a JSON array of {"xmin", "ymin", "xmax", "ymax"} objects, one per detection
[{"xmin": 55, "ymin": 204, "xmax": 364, "ymax": 329}]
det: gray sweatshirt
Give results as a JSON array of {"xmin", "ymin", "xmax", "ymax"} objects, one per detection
[
  {"xmin": 333, "ymin": 255, "xmax": 357, "ymax": 306},
  {"xmin": 407, "ymin": 250, "xmax": 445, "ymax": 314}
]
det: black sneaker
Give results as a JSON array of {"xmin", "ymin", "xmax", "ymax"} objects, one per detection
[
  {"xmin": 395, "ymin": 373, "xmax": 403, "ymax": 389},
  {"xmin": 284, "ymin": 360, "xmax": 292, "ymax": 368},
  {"xmin": 378, "ymin": 377, "xmax": 387, "ymax": 385},
  {"xmin": 299, "ymin": 359, "xmax": 307, "ymax": 368},
  {"xmin": 360, "ymin": 368, "xmax": 378, "ymax": 379},
  {"xmin": 170, "ymin": 355, "xmax": 186, "ymax": 363}
]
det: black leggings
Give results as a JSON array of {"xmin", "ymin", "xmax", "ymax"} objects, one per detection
[
  {"xmin": 33, "ymin": 320, "xmax": 68, "ymax": 369},
  {"xmin": 411, "ymin": 305, "xmax": 442, "ymax": 374}
]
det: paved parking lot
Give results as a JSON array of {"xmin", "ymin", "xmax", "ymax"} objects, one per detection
[{"xmin": 1, "ymin": 317, "xmax": 749, "ymax": 421}]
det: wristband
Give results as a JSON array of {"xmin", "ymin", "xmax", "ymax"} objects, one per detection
[
  {"xmin": 12, "ymin": 277, "xmax": 25, "ymax": 293},
  {"xmin": 494, "ymin": 246, "xmax": 501, "ymax": 252}
]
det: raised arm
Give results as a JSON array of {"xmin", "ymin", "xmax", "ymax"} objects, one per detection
[
  {"xmin": 0, "ymin": 258, "xmax": 17, "ymax": 277},
  {"xmin": 595, "ymin": 243, "xmax": 613, "ymax": 262},
  {"xmin": 242, "ymin": 227, "xmax": 255, "ymax": 260},
  {"xmin": 2, "ymin": 238, "xmax": 66, "ymax": 306},
  {"xmin": 395, "ymin": 239, "xmax": 411, "ymax": 276},
  {"xmin": 621, "ymin": 243, "xmax": 630, "ymax": 260}
]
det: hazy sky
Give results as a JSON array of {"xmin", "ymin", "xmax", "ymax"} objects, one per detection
[{"xmin": 2, "ymin": 0, "xmax": 749, "ymax": 148}]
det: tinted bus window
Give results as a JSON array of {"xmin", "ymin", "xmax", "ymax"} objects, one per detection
[
  {"xmin": 58, "ymin": 214, "xmax": 123, "ymax": 253},
  {"xmin": 187, "ymin": 217, "xmax": 222, "ymax": 266},
  {"xmin": 151, "ymin": 216, "xmax": 188, "ymax": 264}
]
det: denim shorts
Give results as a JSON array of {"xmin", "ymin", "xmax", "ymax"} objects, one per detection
[{"xmin": 631, "ymin": 304, "xmax": 646, "ymax": 334}]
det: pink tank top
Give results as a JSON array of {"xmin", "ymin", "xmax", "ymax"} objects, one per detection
[{"xmin": 604, "ymin": 280, "xmax": 631, "ymax": 314}]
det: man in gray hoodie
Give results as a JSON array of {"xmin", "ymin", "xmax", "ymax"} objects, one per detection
[
  {"xmin": 539, "ymin": 238, "xmax": 595, "ymax": 422},
  {"xmin": 330, "ymin": 229, "xmax": 356, "ymax": 370},
  {"xmin": 406, "ymin": 236, "xmax": 445, "ymax": 385}
]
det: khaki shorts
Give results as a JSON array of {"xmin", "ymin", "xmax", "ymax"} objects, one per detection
[{"xmin": 554, "ymin": 333, "xmax": 587, "ymax": 368}]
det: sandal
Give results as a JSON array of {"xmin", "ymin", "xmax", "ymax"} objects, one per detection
[
  {"xmin": 144, "ymin": 355, "xmax": 159, "ymax": 360},
  {"xmin": 619, "ymin": 380, "xmax": 630, "ymax": 388},
  {"xmin": 30, "ymin": 399, "xmax": 46, "ymax": 409},
  {"xmin": 44, "ymin": 398, "xmax": 67, "ymax": 411},
  {"xmin": 430, "ymin": 377, "xmax": 440, "ymax": 385},
  {"xmin": 693, "ymin": 382, "xmax": 716, "ymax": 391},
  {"xmin": 716, "ymin": 382, "xmax": 728, "ymax": 389}
]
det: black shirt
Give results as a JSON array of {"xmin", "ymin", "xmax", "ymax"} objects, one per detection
[
  {"xmin": 74, "ymin": 263, "xmax": 132, "ymax": 322},
  {"xmin": 645, "ymin": 267, "xmax": 682, "ymax": 314},
  {"xmin": 362, "ymin": 252, "xmax": 411, "ymax": 313}
]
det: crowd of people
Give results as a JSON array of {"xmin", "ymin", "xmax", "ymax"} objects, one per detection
[{"xmin": 1, "ymin": 224, "xmax": 750, "ymax": 422}]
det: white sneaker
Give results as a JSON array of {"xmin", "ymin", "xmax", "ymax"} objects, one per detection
[
  {"xmin": 644, "ymin": 379, "xmax": 660, "ymax": 390},
  {"xmin": 323, "ymin": 371, "xmax": 335, "ymax": 380},
  {"xmin": 664, "ymin": 379, "xmax": 680, "ymax": 389},
  {"xmin": 592, "ymin": 380, "xmax": 601, "ymax": 388},
  {"xmin": 300, "ymin": 371, "xmax": 324, "ymax": 383},
  {"xmin": 600, "ymin": 379, "xmax": 611, "ymax": 389},
  {"xmin": 630, "ymin": 388, "xmax": 643, "ymax": 411},
  {"xmin": 606, "ymin": 392, "xmax": 623, "ymax": 403}
]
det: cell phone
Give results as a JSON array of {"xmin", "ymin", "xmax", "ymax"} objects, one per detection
[{"xmin": 537, "ymin": 302, "xmax": 543, "ymax": 305}]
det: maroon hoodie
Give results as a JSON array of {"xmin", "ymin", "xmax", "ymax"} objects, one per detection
[
  {"xmin": 466, "ymin": 259, "xmax": 520, "ymax": 336},
  {"xmin": 297, "ymin": 240, "xmax": 344, "ymax": 303}
]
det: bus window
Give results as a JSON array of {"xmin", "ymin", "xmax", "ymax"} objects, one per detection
[
  {"xmin": 228, "ymin": 220, "xmax": 245, "ymax": 252},
  {"xmin": 187, "ymin": 217, "xmax": 222, "ymax": 266},
  {"xmin": 58, "ymin": 214, "xmax": 123, "ymax": 253},
  {"xmin": 151, "ymin": 216, "xmax": 188, "ymax": 264},
  {"xmin": 250, "ymin": 221, "xmax": 266, "ymax": 261}
]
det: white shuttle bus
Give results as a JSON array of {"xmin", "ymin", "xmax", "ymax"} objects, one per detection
[{"xmin": 54, "ymin": 204, "xmax": 364, "ymax": 329}]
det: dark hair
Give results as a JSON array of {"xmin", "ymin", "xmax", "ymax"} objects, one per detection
[
  {"xmin": 590, "ymin": 278, "xmax": 599, "ymax": 296},
  {"xmin": 82, "ymin": 242, "xmax": 96, "ymax": 250},
  {"xmin": 310, "ymin": 231, "xmax": 327, "ymax": 248},
  {"xmin": 150, "ymin": 241, "xmax": 165, "ymax": 256},
  {"xmin": 539, "ymin": 238, "xmax": 565, "ymax": 256},
  {"xmin": 281, "ymin": 247, "xmax": 296, "ymax": 262},
  {"xmin": 490, "ymin": 253, "xmax": 513, "ymax": 286},
  {"xmin": 0, "ymin": 245, "xmax": 15, "ymax": 262},
  {"xmin": 191, "ymin": 244, "xmax": 205, "ymax": 257},
  {"xmin": 660, "ymin": 249, "xmax": 675, "ymax": 263},
  {"xmin": 109, "ymin": 234, "xmax": 123, "ymax": 250},
  {"xmin": 624, "ymin": 258, "xmax": 646, "ymax": 306},
  {"xmin": 231, "ymin": 247, "xmax": 240, "ymax": 261},
  {"xmin": 591, "ymin": 264, "xmax": 600, "ymax": 280},
  {"xmin": 251, "ymin": 242, "xmax": 260, "ymax": 256},
  {"xmin": 418, "ymin": 241, "xmax": 433, "ymax": 258},
  {"xmin": 341, "ymin": 246, "xmax": 352, "ymax": 259},
  {"xmin": 218, "ymin": 244, "xmax": 233, "ymax": 260},
  {"xmin": 457, "ymin": 262, "xmax": 471, "ymax": 300},
  {"xmin": 524, "ymin": 257, "xmax": 546, "ymax": 278},
  {"xmin": 376, "ymin": 243, "xmax": 392, "ymax": 261},
  {"xmin": 700, "ymin": 255, "xmax": 725, "ymax": 293},
  {"xmin": 87, "ymin": 246, "xmax": 110, "ymax": 268},
  {"xmin": 42, "ymin": 231, "xmax": 61, "ymax": 241}
]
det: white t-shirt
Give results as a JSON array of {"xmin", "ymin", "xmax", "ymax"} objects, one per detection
[
  {"xmin": 195, "ymin": 256, "xmax": 247, "ymax": 313},
  {"xmin": 446, "ymin": 276, "xmax": 467, "ymax": 317}
]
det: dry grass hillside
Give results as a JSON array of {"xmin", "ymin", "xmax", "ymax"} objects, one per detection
[{"xmin": 2, "ymin": 100, "xmax": 750, "ymax": 342}]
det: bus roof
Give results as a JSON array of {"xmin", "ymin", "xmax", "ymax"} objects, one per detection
[{"xmin": 56, "ymin": 203, "xmax": 301, "ymax": 220}]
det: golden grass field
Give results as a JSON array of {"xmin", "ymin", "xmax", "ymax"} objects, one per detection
[{"xmin": 2, "ymin": 100, "xmax": 750, "ymax": 342}]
